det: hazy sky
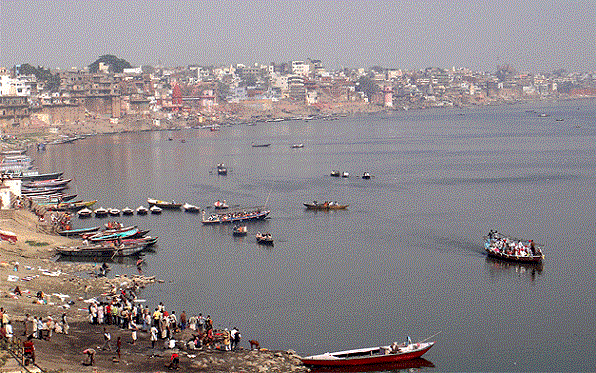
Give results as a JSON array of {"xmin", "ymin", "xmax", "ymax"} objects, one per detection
[{"xmin": 1, "ymin": 0, "xmax": 595, "ymax": 73}]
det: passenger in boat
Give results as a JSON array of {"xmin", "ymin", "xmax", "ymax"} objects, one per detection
[
  {"xmin": 530, "ymin": 240, "xmax": 536, "ymax": 255},
  {"xmin": 390, "ymin": 342, "xmax": 400, "ymax": 353}
]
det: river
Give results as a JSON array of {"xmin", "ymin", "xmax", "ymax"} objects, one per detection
[{"xmin": 35, "ymin": 99, "xmax": 596, "ymax": 372}]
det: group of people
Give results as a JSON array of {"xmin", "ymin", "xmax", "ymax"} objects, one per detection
[
  {"xmin": 86, "ymin": 294, "xmax": 243, "ymax": 354},
  {"xmin": 487, "ymin": 230, "xmax": 540, "ymax": 256}
]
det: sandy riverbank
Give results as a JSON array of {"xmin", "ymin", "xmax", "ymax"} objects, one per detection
[{"xmin": 0, "ymin": 210, "xmax": 308, "ymax": 372}]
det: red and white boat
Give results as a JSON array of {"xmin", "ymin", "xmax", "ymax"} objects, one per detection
[
  {"xmin": 0, "ymin": 230, "xmax": 17, "ymax": 243},
  {"xmin": 301, "ymin": 340, "xmax": 434, "ymax": 367}
]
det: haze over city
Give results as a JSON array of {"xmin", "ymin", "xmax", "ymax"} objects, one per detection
[{"xmin": 1, "ymin": 0, "xmax": 595, "ymax": 73}]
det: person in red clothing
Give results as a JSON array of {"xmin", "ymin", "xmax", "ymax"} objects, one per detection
[
  {"xmin": 23, "ymin": 335, "xmax": 35, "ymax": 365},
  {"xmin": 167, "ymin": 352, "xmax": 179, "ymax": 370},
  {"xmin": 116, "ymin": 336, "xmax": 122, "ymax": 360}
]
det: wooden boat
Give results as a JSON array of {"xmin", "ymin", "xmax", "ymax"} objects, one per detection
[
  {"xmin": 147, "ymin": 198, "xmax": 182, "ymax": 209},
  {"xmin": 29, "ymin": 194, "xmax": 77, "ymax": 203},
  {"xmin": 22, "ymin": 185, "xmax": 68, "ymax": 194},
  {"xmin": 331, "ymin": 170, "xmax": 340, "ymax": 177},
  {"xmin": 47, "ymin": 200, "xmax": 97, "ymax": 211},
  {"xmin": 251, "ymin": 143, "xmax": 271, "ymax": 148},
  {"xmin": 256, "ymin": 232, "xmax": 273, "ymax": 245},
  {"xmin": 0, "ymin": 230, "xmax": 17, "ymax": 243},
  {"xmin": 291, "ymin": 143, "xmax": 304, "ymax": 148},
  {"xmin": 24, "ymin": 178, "xmax": 72, "ymax": 188},
  {"xmin": 214, "ymin": 200, "xmax": 229, "ymax": 209},
  {"xmin": 301, "ymin": 341, "xmax": 435, "ymax": 367},
  {"xmin": 484, "ymin": 230, "xmax": 544, "ymax": 263},
  {"xmin": 304, "ymin": 201, "xmax": 349, "ymax": 210},
  {"xmin": 20, "ymin": 171, "xmax": 64, "ymax": 181},
  {"xmin": 150, "ymin": 205, "xmax": 162, "ymax": 214},
  {"xmin": 93, "ymin": 207, "xmax": 108, "ymax": 217},
  {"xmin": 121, "ymin": 207, "xmax": 134, "ymax": 215},
  {"xmin": 202, "ymin": 208, "xmax": 270, "ymax": 224},
  {"xmin": 77, "ymin": 207, "xmax": 93, "ymax": 218},
  {"xmin": 58, "ymin": 226, "xmax": 100, "ymax": 237},
  {"xmin": 232, "ymin": 225, "xmax": 248, "ymax": 236},
  {"xmin": 108, "ymin": 208, "xmax": 121, "ymax": 216},
  {"xmin": 216, "ymin": 163, "xmax": 228, "ymax": 175},
  {"xmin": 89, "ymin": 227, "xmax": 139, "ymax": 242},
  {"xmin": 136, "ymin": 205, "xmax": 148, "ymax": 215},
  {"xmin": 182, "ymin": 203, "xmax": 201, "ymax": 212},
  {"xmin": 341, "ymin": 171, "xmax": 349, "ymax": 178},
  {"xmin": 55, "ymin": 243, "xmax": 146, "ymax": 257},
  {"xmin": 362, "ymin": 172, "xmax": 371, "ymax": 179}
]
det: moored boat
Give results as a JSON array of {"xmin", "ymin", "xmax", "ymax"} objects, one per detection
[
  {"xmin": 136, "ymin": 206, "xmax": 148, "ymax": 215},
  {"xmin": 149, "ymin": 205, "xmax": 162, "ymax": 214},
  {"xmin": 94, "ymin": 207, "xmax": 108, "ymax": 217},
  {"xmin": 0, "ymin": 230, "xmax": 17, "ymax": 243},
  {"xmin": 484, "ymin": 230, "xmax": 544, "ymax": 263},
  {"xmin": 147, "ymin": 198, "xmax": 182, "ymax": 209},
  {"xmin": 304, "ymin": 201, "xmax": 349, "ymax": 210},
  {"xmin": 77, "ymin": 207, "xmax": 93, "ymax": 218},
  {"xmin": 55, "ymin": 243, "xmax": 146, "ymax": 257},
  {"xmin": 182, "ymin": 203, "xmax": 201, "ymax": 212},
  {"xmin": 301, "ymin": 339, "xmax": 435, "ymax": 367},
  {"xmin": 108, "ymin": 208, "xmax": 121, "ymax": 216},
  {"xmin": 23, "ymin": 178, "xmax": 72, "ymax": 188},
  {"xmin": 121, "ymin": 207, "xmax": 134, "ymax": 215},
  {"xmin": 330, "ymin": 170, "xmax": 340, "ymax": 177},
  {"xmin": 362, "ymin": 172, "xmax": 371, "ymax": 179},
  {"xmin": 58, "ymin": 226, "xmax": 101, "ymax": 237}
]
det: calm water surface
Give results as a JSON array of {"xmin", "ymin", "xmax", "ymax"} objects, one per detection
[{"xmin": 36, "ymin": 100, "xmax": 596, "ymax": 372}]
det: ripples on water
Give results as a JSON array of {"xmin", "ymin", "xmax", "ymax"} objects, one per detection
[{"xmin": 37, "ymin": 100, "xmax": 596, "ymax": 372}]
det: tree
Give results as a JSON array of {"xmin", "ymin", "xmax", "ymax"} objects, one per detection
[
  {"xmin": 141, "ymin": 65, "xmax": 155, "ymax": 74},
  {"xmin": 88, "ymin": 55, "xmax": 132, "ymax": 73},
  {"xmin": 356, "ymin": 75, "xmax": 379, "ymax": 101}
]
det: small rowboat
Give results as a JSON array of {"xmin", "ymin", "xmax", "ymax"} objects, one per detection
[
  {"xmin": 484, "ymin": 230, "xmax": 544, "ymax": 263},
  {"xmin": 150, "ymin": 205, "xmax": 162, "ymax": 214},
  {"xmin": 94, "ymin": 207, "xmax": 108, "ymax": 217},
  {"xmin": 304, "ymin": 201, "xmax": 349, "ymax": 210},
  {"xmin": 136, "ymin": 206, "xmax": 148, "ymax": 215},
  {"xmin": 251, "ymin": 143, "xmax": 271, "ymax": 148},
  {"xmin": 291, "ymin": 143, "xmax": 304, "ymax": 148},
  {"xmin": 232, "ymin": 225, "xmax": 248, "ymax": 236},
  {"xmin": 182, "ymin": 203, "xmax": 201, "ymax": 212},
  {"xmin": 77, "ymin": 207, "xmax": 93, "ymax": 218},
  {"xmin": 0, "ymin": 230, "xmax": 17, "ymax": 243},
  {"xmin": 121, "ymin": 207, "xmax": 134, "ymax": 215},
  {"xmin": 256, "ymin": 232, "xmax": 273, "ymax": 245},
  {"xmin": 301, "ymin": 340, "xmax": 435, "ymax": 367},
  {"xmin": 58, "ymin": 226, "xmax": 101, "ymax": 237},
  {"xmin": 214, "ymin": 200, "xmax": 229, "ymax": 209}
]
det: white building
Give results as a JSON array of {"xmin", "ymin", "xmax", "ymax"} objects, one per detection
[
  {"xmin": 0, "ymin": 75, "xmax": 31, "ymax": 96},
  {"xmin": 291, "ymin": 61, "xmax": 310, "ymax": 77},
  {"xmin": 0, "ymin": 178, "xmax": 21, "ymax": 209}
]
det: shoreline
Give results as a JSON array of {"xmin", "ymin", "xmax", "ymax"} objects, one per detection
[{"xmin": 0, "ymin": 210, "xmax": 308, "ymax": 372}]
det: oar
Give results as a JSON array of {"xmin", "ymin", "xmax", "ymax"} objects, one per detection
[{"xmin": 419, "ymin": 331, "xmax": 442, "ymax": 344}]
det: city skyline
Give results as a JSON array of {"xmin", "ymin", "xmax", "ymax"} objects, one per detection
[{"xmin": 1, "ymin": 0, "xmax": 595, "ymax": 73}]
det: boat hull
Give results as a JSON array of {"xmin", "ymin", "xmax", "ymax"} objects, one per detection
[
  {"xmin": 304, "ymin": 203, "xmax": 349, "ymax": 210},
  {"xmin": 302, "ymin": 343, "xmax": 434, "ymax": 367},
  {"xmin": 484, "ymin": 233, "xmax": 543, "ymax": 263}
]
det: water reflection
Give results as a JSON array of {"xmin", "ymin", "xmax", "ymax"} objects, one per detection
[
  {"xmin": 309, "ymin": 358, "xmax": 434, "ymax": 372},
  {"xmin": 484, "ymin": 256, "xmax": 543, "ymax": 281}
]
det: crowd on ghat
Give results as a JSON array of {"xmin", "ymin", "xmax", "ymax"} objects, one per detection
[{"xmin": 86, "ymin": 288, "xmax": 242, "ymax": 353}]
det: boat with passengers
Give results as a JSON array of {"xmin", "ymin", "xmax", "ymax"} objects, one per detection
[
  {"xmin": 202, "ymin": 206, "xmax": 270, "ymax": 224},
  {"xmin": 484, "ymin": 230, "xmax": 544, "ymax": 263}
]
